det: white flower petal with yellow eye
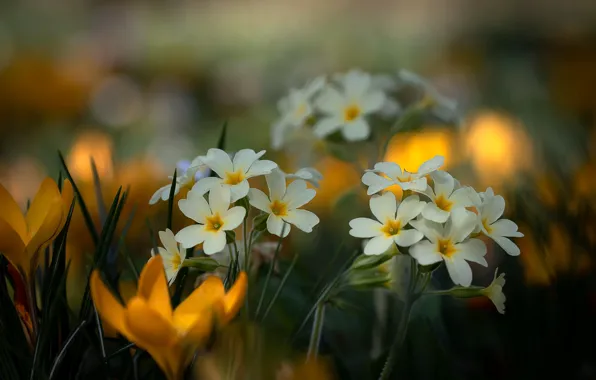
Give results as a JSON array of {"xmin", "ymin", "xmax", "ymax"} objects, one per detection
[
  {"xmin": 267, "ymin": 215, "xmax": 290, "ymax": 237},
  {"xmin": 364, "ymin": 235, "xmax": 394, "ymax": 255},
  {"xmin": 178, "ymin": 189, "xmax": 211, "ymax": 224},
  {"xmin": 342, "ymin": 118, "xmax": 370, "ymax": 141},
  {"xmin": 360, "ymin": 91, "xmax": 386, "ymax": 113},
  {"xmin": 393, "ymin": 229, "xmax": 423, "ymax": 247},
  {"xmin": 349, "ymin": 218, "xmax": 383, "ymax": 238},
  {"xmin": 396, "ymin": 195, "xmax": 425, "ymax": 224},
  {"xmin": 175, "ymin": 225, "xmax": 210, "ymax": 249},
  {"xmin": 492, "ymin": 236, "xmax": 520, "ymax": 256},
  {"xmin": 248, "ymin": 188, "xmax": 270, "ymax": 212},
  {"xmin": 475, "ymin": 187, "xmax": 522, "ymax": 256},
  {"xmin": 209, "ymin": 186, "xmax": 231, "ymax": 215},
  {"xmin": 372, "ymin": 162, "xmax": 403, "ymax": 179},
  {"xmin": 421, "ymin": 202, "xmax": 450, "ymax": 223},
  {"xmin": 284, "ymin": 180, "xmax": 316, "ymax": 209},
  {"xmin": 201, "ymin": 148, "xmax": 234, "ymax": 178},
  {"xmin": 482, "ymin": 269, "xmax": 506, "ymax": 314},
  {"xmin": 445, "ymin": 257, "xmax": 473, "ymax": 287},
  {"xmin": 455, "ymin": 239, "xmax": 488, "ymax": 266},
  {"xmin": 233, "ymin": 149, "xmax": 266, "ymax": 173},
  {"xmin": 245, "ymin": 159, "xmax": 277, "ymax": 178},
  {"xmin": 370, "ymin": 192, "xmax": 397, "ymax": 223},
  {"xmin": 361, "ymin": 172, "xmax": 393, "ymax": 196},
  {"xmin": 158, "ymin": 229, "xmax": 179, "ymax": 257},
  {"xmin": 203, "ymin": 230, "xmax": 226, "ymax": 255},
  {"xmin": 313, "ymin": 116, "xmax": 343, "ymax": 138},
  {"xmin": 224, "ymin": 207, "xmax": 246, "ymax": 231},
  {"xmin": 283, "ymin": 209, "xmax": 319, "ymax": 233},
  {"xmin": 149, "ymin": 184, "xmax": 175, "ymax": 205},
  {"xmin": 362, "ymin": 156, "xmax": 444, "ymax": 195},
  {"xmin": 410, "ymin": 241, "xmax": 442, "ymax": 265},
  {"xmin": 284, "ymin": 167, "xmax": 323, "ymax": 188},
  {"xmin": 266, "ymin": 168, "xmax": 286, "ymax": 200},
  {"xmin": 229, "ymin": 180, "xmax": 250, "ymax": 202},
  {"xmin": 316, "ymin": 86, "xmax": 344, "ymax": 114}
]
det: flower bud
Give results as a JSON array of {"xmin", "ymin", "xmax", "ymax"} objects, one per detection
[{"xmin": 182, "ymin": 257, "xmax": 221, "ymax": 272}]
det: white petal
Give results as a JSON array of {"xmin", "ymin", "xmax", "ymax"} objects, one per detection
[
  {"xmin": 397, "ymin": 195, "xmax": 425, "ymax": 224},
  {"xmin": 202, "ymin": 148, "xmax": 233, "ymax": 178},
  {"xmin": 304, "ymin": 76, "xmax": 326, "ymax": 97},
  {"xmin": 421, "ymin": 202, "xmax": 450, "ymax": 223},
  {"xmin": 153, "ymin": 247, "xmax": 169, "ymax": 258},
  {"xmin": 158, "ymin": 229, "xmax": 179, "ymax": 256},
  {"xmin": 370, "ymin": 192, "xmax": 397, "ymax": 223},
  {"xmin": 284, "ymin": 180, "xmax": 316, "ymax": 209},
  {"xmin": 399, "ymin": 178, "xmax": 428, "ymax": 192},
  {"xmin": 223, "ymin": 206, "xmax": 246, "ymax": 230},
  {"xmin": 364, "ymin": 235, "xmax": 394, "ymax": 255},
  {"xmin": 271, "ymin": 120, "xmax": 289, "ymax": 150},
  {"xmin": 373, "ymin": 162, "xmax": 403, "ymax": 179},
  {"xmin": 316, "ymin": 86, "xmax": 345, "ymax": 114},
  {"xmin": 233, "ymin": 149, "xmax": 266, "ymax": 173},
  {"xmin": 482, "ymin": 195, "xmax": 506, "ymax": 224},
  {"xmin": 393, "ymin": 229, "xmax": 423, "ymax": 247},
  {"xmin": 165, "ymin": 268, "xmax": 179, "ymax": 285},
  {"xmin": 417, "ymin": 155, "xmax": 444, "ymax": 175},
  {"xmin": 361, "ymin": 172, "xmax": 393, "ymax": 195},
  {"xmin": 203, "ymin": 231, "xmax": 227, "ymax": 255},
  {"xmin": 490, "ymin": 219, "xmax": 523, "ymax": 238},
  {"xmin": 449, "ymin": 187, "xmax": 475, "ymax": 208},
  {"xmin": 267, "ymin": 215, "xmax": 291, "ymax": 237},
  {"xmin": 178, "ymin": 190, "xmax": 211, "ymax": 224},
  {"xmin": 266, "ymin": 168, "xmax": 287, "ymax": 201},
  {"xmin": 342, "ymin": 70, "xmax": 371, "ymax": 98},
  {"xmin": 430, "ymin": 170, "xmax": 455, "ymax": 197},
  {"xmin": 491, "ymin": 236, "xmax": 521, "ymax": 256},
  {"xmin": 342, "ymin": 118, "xmax": 370, "ymax": 141},
  {"xmin": 175, "ymin": 225, "xmax": 210, "ymax": 249},
  {"xmin": 209, "ymin": 186, "xmax": 231, "ymax": 214},
  {"xmin": 410, "ymin": 241, "xmax": 443, "ymax": 265},
  {"xmin": 149, "ymin": 184, "xmax": 172, "ymax": 205},
  {"xmin": 248, "ymin": 188, "xmax": 271, "ymax": 212},
  {"xmin": 229, "ymin": 180, "xmax": 250, "ymax": 202},
  {"xmin": 246, "ymin": 160, "xmax": 278, "ymax": 178},
  {"xmin": 447, "ymin": 208, "xmax": 478, "ymax": 243},
  {"xmin": 191, "ymin": 177, "xmax": 222, "ymax": 195},
  {"xmin": 444, "ymin": 257, "xmax": 473, "ymax": 287},
  {"xmin": 283, "ymin": 209, "xmax": 319, "ymax": 233},
  {"xmin": 410, "ymin": 217, "xmax": 442, "ymax": 242},
  {"xmin": 360, "ymin": 91, "xmax": 386, "ymax": 113},
  {"xmin": 313, "ymin": 116, "xmax": 343, "ymax": 138},
  {"xmin": 349, "ymin": 217, "xmax": 383, "ymax": 238},
  {"xmin": 455, "ymin": 239, "xmax": 488, "ymax": 266}
]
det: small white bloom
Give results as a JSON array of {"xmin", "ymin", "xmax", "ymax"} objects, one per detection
[
  {"xmin": 192, "ymin": 148, "xmax": 278, "ymax": 202},
  {"xmin": 248, "ymin": 168, "xmax": 320, "ymax": 237},
  {"xmin": 410, "ymin": 208, "xmax": 488, "ymax": 287},
  {"xmin": 313, "ymin": 70, "xmax": 386, "ymax": 141},
  {"xmin": 349, "ymin": 192, "xmax": 425, "ymax": 255},
  {"xmin": 281, "ymin": 167, "xmax": 323, "ymax": 188},
  {"xmin": 271, "ymin": 76, "xmax": 326, "ymax": 150},
  {"xmin": 361, "ymin": 155, "xmax": 444, "ymax": 195},
  {"xmin": 149, "ymin": 157, "xmax": 209, "ymax": 205},
  {"xmin": 474, "ymin": 187, "xmax": 524, "ymax": 256},
  {"xmin": 175, "ymin": 186, "xmax": 246, "ymax": 254},
  {"xmin": 481, "ymin": 269, "xmax": 506, "ymax": 314},
  {"xmin": 419, "ymin": 171, "xmax": 476, "ymax": 223},
  {"xmin": 151, "ymin": 229, "xmax": 187, "ymax": 284}
]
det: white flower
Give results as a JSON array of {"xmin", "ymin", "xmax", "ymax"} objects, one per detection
[
  {"xmin": 175, "ymin": 186, "xmax": 246, "ymax": 254},
  {"xmin": 419, "ymin": 171, "xmax": 476, "ymax": 223},
  {"xmin": 191, "ymin": 148, "xmax": 278, "ymax": 202},
  {"xmin": 313, "ymin": 70, "xmax": 386, "ymax": 141},
  {"xmin": 410, "ymin": 208, "xmax": 488, "ymax": 287},
  {"xmin": 474, "ymin": 187, "xmax": 524, "ymax": 256},
  {"xmin": 361, "ymin": 155, "xmax": 444, "ymax": 195},
  {"xmin": 151, "ymin": 229, "xmax": 187, "ymax": 284},
  {"xmin": 248, "ymin": 168, "xmax": 319, "ymax": 237},
  {"xmin": 149, "ymin": 157, "xmax": 209, "ymax": 205},
  {"xmin": 349, "ymin": 192, "xmax": 425, "ymax": 255},
  {"xmin": 281, "ymin": 167, "xmax": 323, "ymax": 188},
  {"xmin": 271, "ymin": 76, "xmax": 326, "ymax": 150},
  {"xmin": 481, "ymin": 269, "xmax": 506, "ymax": 314}
]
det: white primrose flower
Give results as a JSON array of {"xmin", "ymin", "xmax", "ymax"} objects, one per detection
[
  {"xmin": 248, "ymin": 168, "xmax": 320, "ymax": 237},
  {"xmin": 361, "ymin": 155, "xmax": 444, "ymax": 195},
  {"xmin": 191, "ymin": 148, "xmax": 278, "ymax": 202},
  {"xmin": 281, "ymin": 167, "xmax": 323, "ymax": 188},
  {"xmin": 420, "ymin": 170, "xmax": 476, "ymax": 223},
  {"xmin": 473, "ymin": 187, "xmax": 524, "ymax": 256},
  {"xmin": 151, "ymin": 229, "xmax": 187, "ymax": 284},
  {"xmin": 410, "ymin": 208, "xmax": 487, "ymax": 287},
  {"xmin": 175, "ymin": 185, "xmax": 246, "ymax": 254},
  {"xmin": 481, "ymin": 269, "xmax": 506, "ymax": 314},
  {"xmin": 149, "ymin": 157, "xmax": 210, "ymax": 205},
  {"xmin": 313, "ymin": 70, "xmax": 386, "ymax": 141},
  {"xmin": 271, "ymin": 76, "xmax": 326, "ymax": 150},
  {"xmin": 349, "ymin": 192, "xmax": 425, "ymax": 255}
]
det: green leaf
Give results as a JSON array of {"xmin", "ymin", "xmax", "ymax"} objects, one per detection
[
  {"xmin": 182, "ymin": 257, "xmax": 221, "ymax": 272},
  {"xmin": 166, "ymin": 169, "xmax": 177, "ymax": 230},
  {"xmin": 418, "ymin": 261, "xmax": 442, "ymax": 274},
  {"xmin": 90, "ymin": 157, "xmax": 108, "ymax": 225}
]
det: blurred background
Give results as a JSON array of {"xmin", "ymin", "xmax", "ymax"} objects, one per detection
[{"xmin": 1, "ymin": 1, "xmax": 596, "ymax": 379}]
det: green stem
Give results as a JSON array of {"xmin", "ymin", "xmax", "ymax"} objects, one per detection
[
  {"xmin": 243, "ymin": 219, "xmax": 249, "ymax": 272},
  {"xmin": 27, "ymin": 270, "xmax": 39, "ymax": 339},
  {"xmin": 307, "ymin": 302, "xmax": 326, "ymax": 360},
  {"xmin": 255, "ymin": 224, "xmax": 286, "ymax": 317},
  {"xmin": 377, "ymin": 298, "xmax": 414, "ymax": 380}
]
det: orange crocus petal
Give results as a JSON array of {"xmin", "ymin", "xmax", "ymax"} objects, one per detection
[
  {"xmin": 137, "ymin": 255, "xmax": 173, "ymax": 320},
  {"xmin": 0, "ymin": 217, "xmax": 27, "ymax": 274},
  {"xmin": 172, "ymin": 308, "xmax": 214, "ymax": 345},
  {"xmin": 25, "ymin": 178, "xmax": 64, "ymax": 261},
  {"xmin": 0, "ymin": 183, "xmax": 27, "ymax": 241},
  {"xmin": 90, "ymin": 271, "xmax": 129, "ymax": 337},
  {"xmin": 221, "ymin": 271, "xmax": 248, "ymax": 324},
  {"xmin": 174, "ymin": 276, "xmax": 225, "ymax": 318}
]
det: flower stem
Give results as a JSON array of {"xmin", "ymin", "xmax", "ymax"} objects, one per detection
[
  {"xmin": 243, "ymin": 220, "xmax": 249, "ymax": 272},
  {"xmin": 377, "ymin": 298, "xmax": 414, "ymax": 380},
  {"xmin": 307, "ymin": 302, "xmax": 326, "ymax": 360},
  {"xmin": 26, "ymin": 270, "xmax": 39, "ymax": 339}
]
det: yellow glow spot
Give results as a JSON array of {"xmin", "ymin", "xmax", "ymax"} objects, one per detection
[
  {"xmin": 68, "ymin": 130, "xmax": 114, "ymax": 181},
  {"xmin": 437, "ymin": 238, "xmax": 457, "ymax": 258},
  {"xmin": 381, "ymin": 219, "xmax": 402, "ymax": 237},
  {"xmin": 270, "ymin": 200, "xmax": 288, "ymax": 217},
  {"xmin": 205, "ymin": 213, "xmax": 224, "ymax": 232},
  {"xmin": 223, "ymin": 170, "xmax": 245, "ymax": 185},
  {"xmin": 343, "ymin": 104, "xmax": 361, "ymax": 122},
  {"xmin": 482, "ymin": 218, "xmax": 493, "ymax": 234},
  {"xmin": 435, "ymin": 194, "xmax": 453, "ymax": 211}
]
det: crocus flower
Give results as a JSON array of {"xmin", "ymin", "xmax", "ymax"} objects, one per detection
[{"xmin": 90, "ymin": 255, "xmax": 247, "ymax": 380}]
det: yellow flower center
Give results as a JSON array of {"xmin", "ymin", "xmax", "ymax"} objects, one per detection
[
  {"xmin": 295, "ymin": 103, "xmax": 308, "ymax": 118},
  {"xmin": 205, "ymin": 213, "xmax": 225, "ymax": 232},
  {"xmin": 223, "ymin": 170, "xmax": 246, "ymax": 185},
  {"xmin": 397, "ymin": 173, "xmax": 413, "ymax": 182},
  {"xmin": 381, "ymin": 219, "xmax": 402, "ymax": 237},
  {"xmin": 435, "ymin": 194, "xmax": 453, "ymax": 211},
  {"xmin": 270, "ymin": 200, "xmax": 288, "ymax": 217},
  {"xmin": 482, "ymin": 218, "xmax": 493, "ymax": 234},
  {"xmin": 343, "ymin": 104, "xmax": 361, "ymax": 122},
  {"xmin": 437, "ymin": 238, "xmax": 457, "ymax": 258},
  {"xmin": 171, "ymin": 254, "xmax": 182, "ymax": 270}
]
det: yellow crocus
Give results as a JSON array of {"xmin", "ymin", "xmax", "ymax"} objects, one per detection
[
  {"xmin": 90, "ymin": 255, "xmax": 247, "ymax": 380},
  {"xmin": 0, "ymin": 177, "xmax": 73, "ymax": 279}
]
